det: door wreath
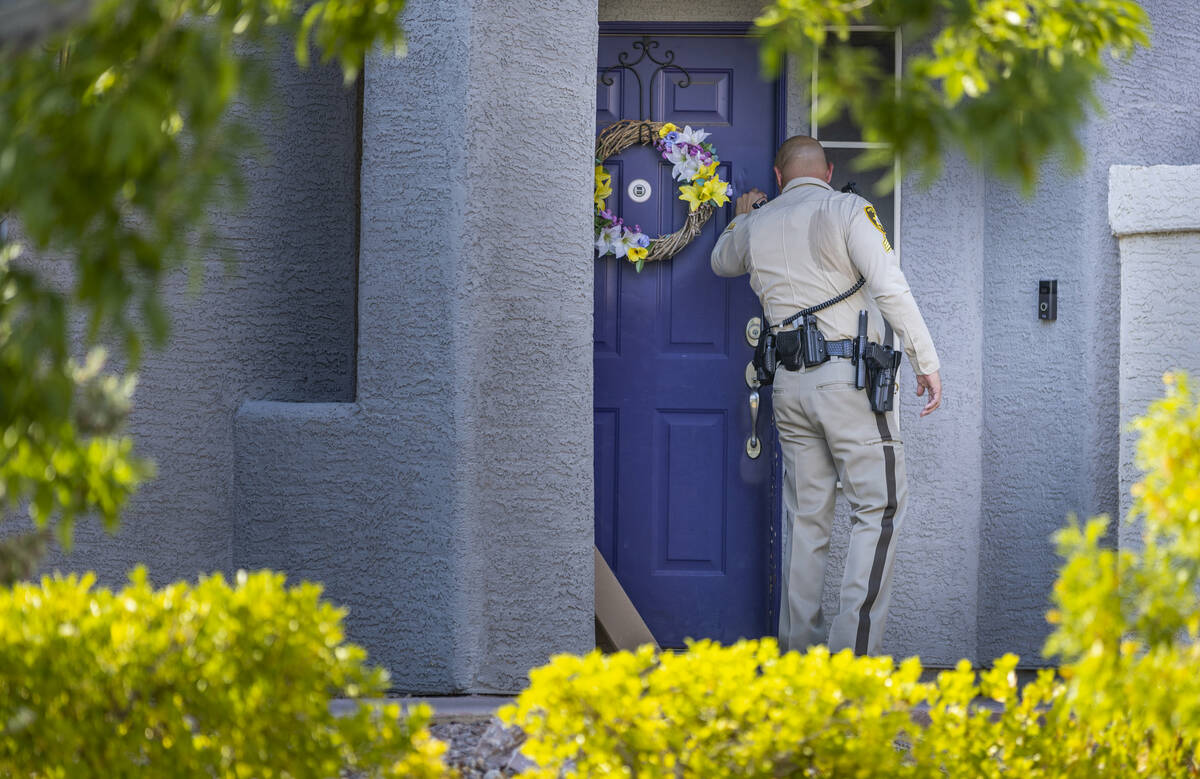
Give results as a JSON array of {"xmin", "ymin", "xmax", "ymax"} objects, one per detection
[{"xmin": 594, "ymin": 120, "xmax": 731, "ymax": 272}]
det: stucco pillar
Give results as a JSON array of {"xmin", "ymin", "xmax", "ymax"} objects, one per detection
[
  {"xmin": 233, "ymin": 0, "xmax": 597, "ymax": 693},
  {"xmin": 1110, "ymin": 164, "xmax": 1200, "ymax": 550},
  {"xmin": 891, "ymin": 157, "xmax": 985, "ymax": 666}
]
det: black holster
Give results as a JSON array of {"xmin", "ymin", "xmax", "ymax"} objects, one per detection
[
  {"xmin": 753, "ymin": 327, "xmax": 776, "ymax": 386},
  {"xmin": 862, "ymin": 343, "xmax": 902, "ymax": 413},
  {"xmin": 801, "ymin": 315, "xmax": 829, "ymax": 367}
]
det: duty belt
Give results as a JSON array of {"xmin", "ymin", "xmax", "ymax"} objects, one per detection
[
  {"xmin": 823, "ymin": 339, "xmax": 855, "ymax": 359},
  {"xmin": 773, "ymin": 322, "xmax": 849, "ymax": 370},
  {"xmin": 777, "ymin": 328, "xmax": 854, "ymax": 358},
  {"xmin": 750, "ymin": 278, "xmax": 901, "ymax": 412},
  {"xmin": 767, "ymin": 317, "xmax": 901, "ymax": 414}
]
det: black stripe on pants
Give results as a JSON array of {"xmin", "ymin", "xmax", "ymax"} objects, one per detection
[{"xmin": 855, "ymin": 412, "xmax": 898, "ymax": 655}]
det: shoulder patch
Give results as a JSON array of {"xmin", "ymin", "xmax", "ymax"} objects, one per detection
[
  {"xmin": 864, "ymin": 205, "xmax": 893, "ymax": 253},
  {"xmin": 864, "ymin": 205, "xmax": 886, "ymax": 235}
]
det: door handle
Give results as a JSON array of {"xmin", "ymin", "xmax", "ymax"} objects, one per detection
[{"xmin": 746, "ymin": 389, "xmax": 762, "ymax": 459}]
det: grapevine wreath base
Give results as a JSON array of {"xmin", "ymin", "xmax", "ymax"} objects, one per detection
[{"xmin": 594, "ymin": 119, "xmax": 730, "ymax": 271}]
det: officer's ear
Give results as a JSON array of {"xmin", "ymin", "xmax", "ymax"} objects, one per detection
[
  {"xmin": 824, "ymin": 162, "xmax": 834, "ymax": 184},
  {"xmin": 774, "ymin": 166, "xmax": 783, "ymax": 190}
]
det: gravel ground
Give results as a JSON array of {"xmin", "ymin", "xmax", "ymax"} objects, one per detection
[{"xmin": 429, "ymin": 717, "xmax": 530, "ymax": 778}]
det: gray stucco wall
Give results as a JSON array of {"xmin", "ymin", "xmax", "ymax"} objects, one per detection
[
  {"xmin": 235, "ymin": 0, "xmax": 597, "ymax": 693},
  {"xmin": 886, "ymin": 156, "xmax": 986, "ymax": 664},
  {"xmin": 36, "ymin": 40, "xmax": 359, "ymax": 581},
  {"xmin": 976, "ymin": 163, "xmax": 1086, "ymax": 665},
  {"xmin": 33, "ymin": 2, "xmax": 597, "ymax": 694},
  {"xmin": 1110, "ymin": 165, "xmax": 1200, "ymax": 546},
  {"xmin": 600, "ymin": 1, "xmax": 761, "ymax": 22},
  {"xmin": 975, "ymin": 0, "xmax": 1200, "ymax": 664}
]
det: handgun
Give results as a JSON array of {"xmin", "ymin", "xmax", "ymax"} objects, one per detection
[{"xmin": 854, "ymin": 311, "xmax": 869, "ymax": 390}]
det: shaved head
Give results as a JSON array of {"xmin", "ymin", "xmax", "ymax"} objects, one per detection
[{"xmin": 774, "ymin": 135, "xmax": 830, "ymax": 183}]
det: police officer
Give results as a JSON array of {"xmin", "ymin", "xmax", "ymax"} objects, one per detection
[{"xmin": 711, "ymin": 135, "xmax": 942, "ymax": 656}]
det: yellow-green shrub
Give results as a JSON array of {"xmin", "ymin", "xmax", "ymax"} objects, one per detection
[
  {"xmin": 1039, "ymin": 371, "xmax": 1200, "ymax": 775},
  {"xmin": 503, "ymin": 373, "xmax": 1200, "ymax": 777},
  {"xmin": 502, "ymin": 641, "xmax": 1068, "ymax": 778},
  {"xmin": 0, "ymin": 568, "xmax": 449, "ymax": 778},
  {"xmin": 503, "ymin": 640, "xmax": 926, "ymax": 778}
]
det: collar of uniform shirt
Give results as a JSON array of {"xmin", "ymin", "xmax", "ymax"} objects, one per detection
[{"xmin": 780, "ymin": 176, "xmax": 834, "ymax": 193}]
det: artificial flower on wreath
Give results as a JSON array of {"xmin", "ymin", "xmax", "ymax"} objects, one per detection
[
  {"xmin": 594, "ymin": 122, "xmax": 731, "ymax": 272},
  {"xmin": 655, "ymin": 123, "xmax": 732, "ymax": 213},
  {"xmin": 594, "ymin": 208, "xmax": 650, "ymax": 262},
  {"xmin": 594, "ymin": 165, "xmax": 612, "ymax": 211}
]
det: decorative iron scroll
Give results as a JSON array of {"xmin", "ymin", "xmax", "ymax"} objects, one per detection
[{"xmin": 599, "ymin": 35, "xmax": 693, "ymax": 122}]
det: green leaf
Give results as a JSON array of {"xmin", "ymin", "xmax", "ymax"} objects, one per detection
[
  {"xmin": 754, "ymin": 0, "xmax": 1149, "ymax": 192},
  {"xmin": 0, "ymin": 0, "xmax": 410, "ymax": 567}
]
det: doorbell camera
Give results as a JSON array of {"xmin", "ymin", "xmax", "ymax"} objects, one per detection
[{"xmin": 1038, "ymin": 279, "xmax": 1057, "ymax": 321}]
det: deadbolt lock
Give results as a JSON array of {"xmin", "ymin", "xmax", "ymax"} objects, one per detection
[{"xmin": 745, "ymin": 316, "xmax": 762, "ymax": 347}]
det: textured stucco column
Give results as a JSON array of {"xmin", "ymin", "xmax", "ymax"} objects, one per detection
[
  {"xmin": 233, "ymin": 0, "xmax": 597, "ymax": 693},
  {"xmin": 1110, "ymin": 164, "xmax": 1200, "ymax": 550},
  {"xmin": 886, "ymin": 156, "xmax": 985, "ymax": 665}
]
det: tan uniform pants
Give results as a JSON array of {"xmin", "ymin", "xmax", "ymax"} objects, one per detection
[{"xmin": 773, "ymin": 357, "xmax": 907, "ymax": 656}]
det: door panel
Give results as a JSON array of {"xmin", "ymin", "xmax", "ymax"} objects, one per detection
[
  {"xmin": 657, "ymin": 68, "xmax": 733, "ymax": 126},
  {"xmin": 594, "ymin": 31, "xmax": 779, "ymax": 647}
]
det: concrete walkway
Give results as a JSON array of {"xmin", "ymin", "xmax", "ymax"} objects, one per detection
[{"xmin": 331, "ymin": 695, "xmax": 512, "ymax": 722}]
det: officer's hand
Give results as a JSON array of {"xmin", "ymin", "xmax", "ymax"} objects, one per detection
[
  {"xmin": 916, "ymin": 371, "xmax": 942, "ymax": 417},
  {"xmin": 736, "ymin": 188, "xmax": 767, "ymax": 216}
]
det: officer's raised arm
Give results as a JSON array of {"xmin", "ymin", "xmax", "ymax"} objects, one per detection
[
  {"xmin": 844, "ymin": 200, "xmax": 940, "ymax": 378},
  {"xmin": 710, "ymin": 188, "xmax": 765, "ymax": 278}
]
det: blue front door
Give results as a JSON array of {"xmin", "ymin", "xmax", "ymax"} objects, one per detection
[{"xmin": 594, "ymin": 30, "xmax": 780, "ymax": 647}]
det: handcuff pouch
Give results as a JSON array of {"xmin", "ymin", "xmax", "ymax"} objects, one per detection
[{"xmin": 774, "ymin": 329, "xmax": 802, "ymax": 371}]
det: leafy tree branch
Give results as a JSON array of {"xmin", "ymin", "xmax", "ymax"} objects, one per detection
[
  {"xmin": 757, "ymin": 0, "xmax": 1150, "ymax": 191},
  {"xmin": 0, "ymin": 0, "xmax": 407, "ymax": 579}
]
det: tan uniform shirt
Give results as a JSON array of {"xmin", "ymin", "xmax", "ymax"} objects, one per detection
[{"xmin": 711, "ymin": 176, "xmax": 940, "ymax": 376}]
